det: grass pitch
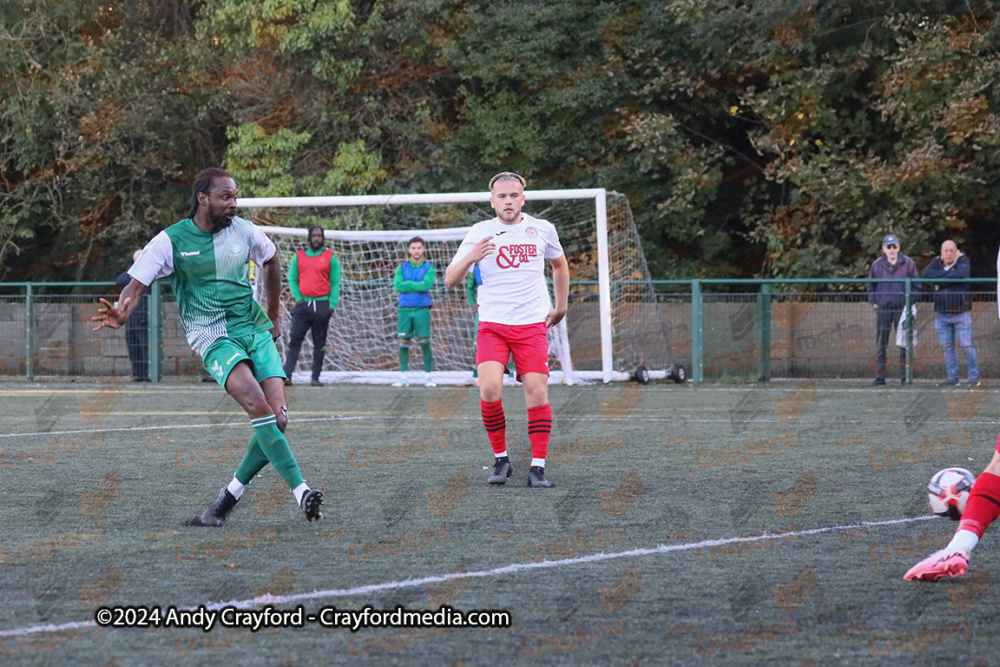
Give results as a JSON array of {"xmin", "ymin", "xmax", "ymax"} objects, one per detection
[{"xmin": 0, "ymin": 378, "xmax": 997, "ymax": 665}]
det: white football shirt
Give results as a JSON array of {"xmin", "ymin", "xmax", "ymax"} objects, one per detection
[{"xmin": 451, "ymin": 213, "xmax": 563, "ymax": 325}]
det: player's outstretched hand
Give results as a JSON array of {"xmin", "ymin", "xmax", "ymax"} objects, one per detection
[
  {"xmin": 545, "ymin": 308, "xmax": 566, "ymax": 328},
  {"xmin": 470, "ymin": 236, "xmax": 496, "ymax": 262},
  {"xmin": 92, "ymin": 297, "xmax": 130, "ymax": 331}
]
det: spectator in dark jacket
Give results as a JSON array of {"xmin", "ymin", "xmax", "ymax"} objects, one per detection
[
  {"xmin": 867, "ymin": 234, "xmax": 919, "ymax": 385},
  {"xmin": 922, "ymin": 240, "xmax": 979, "ymax": 387},
  {"xmin": 115, "ymin": 250, "xmax": 151, "ymax": 381}
]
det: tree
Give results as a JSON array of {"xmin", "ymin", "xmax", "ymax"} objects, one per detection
[{"xmin": 3, "ymin": 0, "xmax": 998, "ymax": 285}]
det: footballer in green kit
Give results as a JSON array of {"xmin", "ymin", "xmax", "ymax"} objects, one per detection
[{"xmin": 93, "ymin": 168, "xmax": 324, "ymax": 525}]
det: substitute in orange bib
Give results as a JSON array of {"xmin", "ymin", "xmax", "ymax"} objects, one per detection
[
  {"xmin": 445, "ymin": 172, "xmax": 569, "ymax": 488},
  {"xmin": 282, "ymin": 225, "xmax": 341, "ymax": 387}
]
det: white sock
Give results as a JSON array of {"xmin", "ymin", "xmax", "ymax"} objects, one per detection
[
  {"xmin": 227, "ymin": 476, "xmax": 245, "ymax": 500},
  {"xmin": 292, "ymin": 482, "xmax": 309, "ymax": 505},
  {"xmin": 947, "ymin": 529, "xmax": 979, "ymax": 553},
  {"xmin": 531, "ymin": 458, "xmax": 546, "ymax": 468},
  {"xmin": 495, "ymin": 451, "xmax": 508, "ymax": 460}
]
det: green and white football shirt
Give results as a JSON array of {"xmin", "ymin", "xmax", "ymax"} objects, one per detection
[{"xmin": 129, "ymin": 216, "xmax": 275, "ymax": 355}]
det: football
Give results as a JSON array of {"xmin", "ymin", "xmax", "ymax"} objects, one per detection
[{"xmin": 927, "ymin": 467, "xmax": 976, "ymax": 520}]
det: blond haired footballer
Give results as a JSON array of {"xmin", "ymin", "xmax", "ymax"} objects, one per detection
[{"xmin": 445, "ymin": 172, "xmax": 569, "ymax": 487}]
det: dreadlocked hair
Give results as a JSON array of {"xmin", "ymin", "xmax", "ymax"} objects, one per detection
[{"xmin": 187, "ymin": 168, "xmax": 233, "ymax": 219}]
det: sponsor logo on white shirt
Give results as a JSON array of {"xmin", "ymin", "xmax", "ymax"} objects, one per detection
[{"xmin": 496, "ymin": 244, "xmax": 538, "ymax": 269}]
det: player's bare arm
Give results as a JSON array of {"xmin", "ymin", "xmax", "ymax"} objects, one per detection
[
  {"xmin": 445, "ymin": 236, "xmax": 495, "ymax": 287},
  {"xmin": 92, "ymin": 277, "xmax": 149, "ymax": 331},
  {"xmin": 261, "ymin": 254, "xmax": 282, "ymax": 340},
  {"xmin": 546, "ymin": 254, "xmax": 569, "ymax": 328}
]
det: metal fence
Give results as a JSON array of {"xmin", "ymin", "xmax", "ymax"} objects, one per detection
[
  {"xmin": 1, "ymin": 278, "xmax": 995, "ymax": 382},
  {"xmin": 0, "ymin": 282, "xmax": 174, "ymax": 382},
  {"xmin": 673, "ymin": 278, "xmax": 997, "ymax": 383}
]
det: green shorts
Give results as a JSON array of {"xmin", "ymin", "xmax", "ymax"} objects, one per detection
[
  {"xmin": 202, "ymin": 331, "xmax": 285, "ymax": 388},
  {"xmin": 397, "ymin": 307, "xmax": 431, "ymax": 339}
]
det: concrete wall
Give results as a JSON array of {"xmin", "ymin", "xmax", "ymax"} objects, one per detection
[{"xmin": 3, "ymin": 297, "xmax": 997, "ymax": 380}]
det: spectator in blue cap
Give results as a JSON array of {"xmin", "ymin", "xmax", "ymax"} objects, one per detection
[{"xmin": 867, "ymin": 233, "xmax": 919, "ymax": 385}]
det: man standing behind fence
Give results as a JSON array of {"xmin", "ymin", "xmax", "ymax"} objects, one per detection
[
  {"xmin": 921, "ymin": 240, "xmax": 979, "ymax": 387},
  {"xmin": 867, "ymin": 234, "xmax": 919, "ymax": 385},
  {"xmin": 115, "ymin": 250, "xmax": 150, "ymax": 382},
  {"xmin": 282, "ymin": 225, "xmax": 341, "ymax": 387}
]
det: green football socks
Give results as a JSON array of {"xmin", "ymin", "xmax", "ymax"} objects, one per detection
[
  {"xmin": 420, "ymin": 341, "xmax": 433, "ymax": 372},
  {"xmin": 235, "ymin": 414, "xmax": 304, "ymax": 490}
]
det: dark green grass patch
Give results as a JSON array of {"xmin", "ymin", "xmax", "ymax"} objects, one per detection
[{"xmin": 0, "ymin": 381, "xmax": 997, "ymax": 665}]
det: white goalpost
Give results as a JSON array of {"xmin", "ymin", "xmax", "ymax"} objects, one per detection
[{"xmin": 239, "ymin": 189, "xmax": 670, "ymax": 384}]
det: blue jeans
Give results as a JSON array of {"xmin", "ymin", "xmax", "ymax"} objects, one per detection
[{"xmin": 934, "ymin": 312, "xmax": 978, "ymax": 382}]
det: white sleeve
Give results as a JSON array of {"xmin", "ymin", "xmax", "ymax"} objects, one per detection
[
  {"xmin": 449, "ymin": 227, "xmax": 482, "ymax": 272},
  {"xmin": 128, "ymin": 231, "xmax": 174, "ymax": 285},
  {"xmin": 249, "ymin": 223, "xmax": 276, "ymax": 265},
  {"xmin": 543, "ymin": 223, "xmax": 564, "ymax": 260}
]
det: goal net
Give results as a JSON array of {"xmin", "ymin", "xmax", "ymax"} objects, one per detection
[{"xmin": 239, "ymin": 190, "xmax": 671, "ymax": 384}]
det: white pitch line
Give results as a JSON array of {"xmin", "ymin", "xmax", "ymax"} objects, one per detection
[
  {"xmin": 1, "ymin": 416, "xmax": 995, "ymax": 440},
  {"xmin": 0, "ymin": 514, "xmax": 940, "ymax": 640},
  {"xmin": 0, "ymin": 422, "xmax": 253, "ymax": 439},
  {"xmin": 0, "ymin": 384, "xmax": 980, "ymax": 394}
]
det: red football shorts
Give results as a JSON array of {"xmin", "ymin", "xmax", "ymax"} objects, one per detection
[{"xmin": 476, "ymin": 321, "xmax": 549, "ymax": 379}]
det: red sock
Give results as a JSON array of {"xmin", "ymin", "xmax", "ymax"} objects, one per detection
[
  {"xmin": 527, "ymin": 404, "xmax": 552, "ymax": 462},
  {"xmin": 481, "ymin": 399, "xmax": 506, "ymax": 455},
  {"xmin": 958, "ymin": 471, "xmax": 1000, "ymax": 538}
]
